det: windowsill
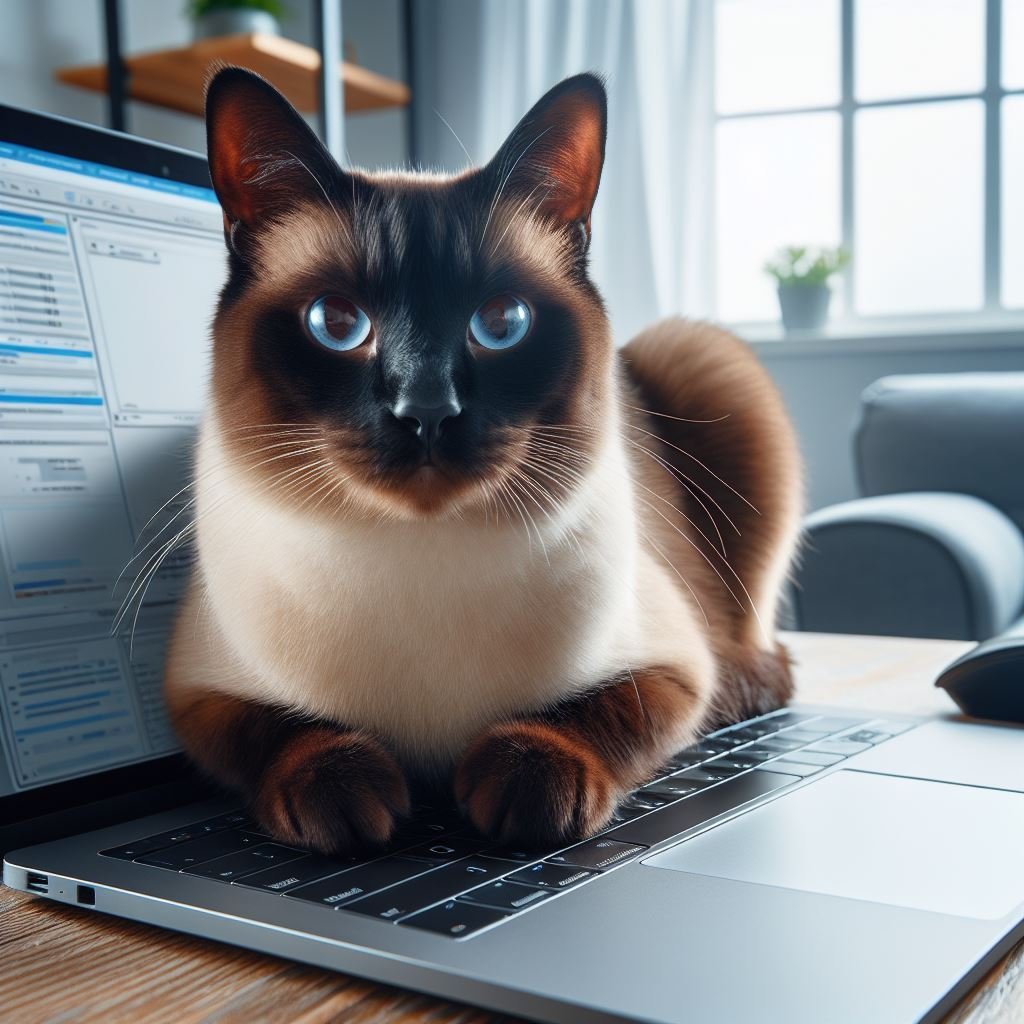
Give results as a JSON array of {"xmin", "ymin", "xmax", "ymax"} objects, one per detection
[{"xmin": 734, "ymin": 315, "xmax": 1024, "ymax": 356}]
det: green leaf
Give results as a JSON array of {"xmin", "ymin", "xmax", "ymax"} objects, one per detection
[{"xmin": 763, "ymin": 245, "xmax": 850, "ymax": 286}]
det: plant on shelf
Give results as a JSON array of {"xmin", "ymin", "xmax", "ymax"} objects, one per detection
[
  {"xmin": 186, "ymin": 0, "xmax": 287, "ymax": 40},
  {"xmin": 764, "ymin": 245, "xmax": 850, "ymax": 333}
]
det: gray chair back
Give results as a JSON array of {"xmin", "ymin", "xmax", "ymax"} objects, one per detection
[{"xmin": 855, "ymin": 372, "xmax": 1024, "ymax": 533}]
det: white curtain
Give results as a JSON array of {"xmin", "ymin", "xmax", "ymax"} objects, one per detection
[{"xmin": 415, "ymin": 0, "xmax": 714, "ymax": 344}]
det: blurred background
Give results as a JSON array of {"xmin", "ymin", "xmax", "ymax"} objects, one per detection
[{"xmin": 2, "ymin": 0, "xmax": 1022, "ymax": 642}]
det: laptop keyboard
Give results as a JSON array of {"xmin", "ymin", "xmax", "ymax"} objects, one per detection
[{"xmin": 99, "ymin": 709, "xmax": 914, "ymax": 939}]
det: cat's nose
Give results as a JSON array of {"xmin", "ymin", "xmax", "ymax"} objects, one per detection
[{"xmin": 390, "ymin": 396, "xmax": 462, "ymax": 447}]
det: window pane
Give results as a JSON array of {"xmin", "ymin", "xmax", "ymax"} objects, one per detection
[
  {"xmin": 1003, "ymin": 97, "xmax": 1024, "ymax": 308},
  {"xmin": 854, "ymin": 101, "xmax": 984, "ymax": 315},
  {"xmin": 715, "ymin": 113, "xmax": 841, "ymax": 321},
  {"xmin": 715, "ymin": 0, "xmax": 839, "ymax": 114},
  {"xmin": 1005, "ymin": 0, "xmax": 1024, "ymax": 90},
  {"xmin": 855, "ymin": 0, "xmax": 984, "ymax": 102}
]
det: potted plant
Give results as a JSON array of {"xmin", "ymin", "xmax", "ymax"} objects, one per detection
[
  {"xmin": 764, "ymin": 245, "xmax": 850, "ymax": 332},
  {"xmin": 187, "ymin": 0, "xmax": 286, "ymax": 40}
]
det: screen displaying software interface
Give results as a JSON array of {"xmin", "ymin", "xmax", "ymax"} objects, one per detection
[{"xmin": 0, "ymin": 140, "xmax": 225, "ymax": 796}]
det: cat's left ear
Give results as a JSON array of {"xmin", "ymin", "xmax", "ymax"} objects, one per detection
[
  {"xmin": 205, "ymin": 66, "xmax": 345, "ymax": 254},
  {"xmin": 485, "ymin": 73, "xmax": 607, "ymax": 242}
]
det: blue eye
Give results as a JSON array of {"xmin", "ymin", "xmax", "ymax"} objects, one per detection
[
  {"xmin": 306, "ymin": 295, "xmax": 372, "ymax": 351},
  {"xmin": 469, "ymin": 294, "xmax": 531, "ymax": 350}
]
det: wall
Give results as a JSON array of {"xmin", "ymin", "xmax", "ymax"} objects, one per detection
[
  {"xmin": 0, "ymin": 0, "xmax": 407, "ymax": 166},
  {"xmin": 754, "ymin": 330, "xmax": 1024, "ymax": 511}
]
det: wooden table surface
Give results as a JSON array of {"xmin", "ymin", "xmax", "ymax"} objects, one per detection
[{"xmin": 2, "ymin": 632, "xmax": 1022, "ymax": 1024}]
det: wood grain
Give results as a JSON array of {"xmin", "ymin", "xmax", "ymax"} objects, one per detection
[
  {"xmin": 56, "ymin": 33, "xmax": 410, "ymax": 118},
  {"xmin": 1, "ymin": 632, "xmax": 1021, "ymax": 1024}
]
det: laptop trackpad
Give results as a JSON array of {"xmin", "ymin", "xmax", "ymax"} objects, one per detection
[{"xmin": 644, "ymin": 771, "xmax": 1024, "ymax": 919}]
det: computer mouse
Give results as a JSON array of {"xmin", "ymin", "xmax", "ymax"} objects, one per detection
[{"xmin": 936, "ymin": 633, "xmax": 1024, "ymax": 724}]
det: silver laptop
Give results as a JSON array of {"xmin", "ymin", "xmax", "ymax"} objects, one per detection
[{"xmin": 2, "ymin": 106, "xmax": 1023, "ymax": 1024}]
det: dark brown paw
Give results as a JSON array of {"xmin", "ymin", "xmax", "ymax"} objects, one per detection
[
  {"xmin": 454, "ymin": 722, "xmax": 618, "ymax": 848},
  {"xmin": 706, "ymin": 643, "xmax": 795, "ymax": 730},
  {"xmin": 253, "ymin": 728, "xmax": 410, "ymax": 855}
]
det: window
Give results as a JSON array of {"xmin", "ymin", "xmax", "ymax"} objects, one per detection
[{"xmin": 712, "ymin": 0, "xmax": 1024, "ymax": 326}]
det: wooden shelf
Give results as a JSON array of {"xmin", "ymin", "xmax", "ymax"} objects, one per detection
[{"xmin": 56, "ymin": 33, "xmax": 410, "ymax": 118}]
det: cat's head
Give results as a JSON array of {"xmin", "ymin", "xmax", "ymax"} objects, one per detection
[{"xmin": 205, "ymin": 67, "xmax": 611, "ymax": 520}]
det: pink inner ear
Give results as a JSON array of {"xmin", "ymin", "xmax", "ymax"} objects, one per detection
[
  {"xmin": 535, "ymin": 94, "xmax": 605, "ymax": 227},
  {"xmin": 208, "ymin": 103, "xmax": 260, "ymax": 224}
]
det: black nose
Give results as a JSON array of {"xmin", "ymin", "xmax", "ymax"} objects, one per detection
[{"xmin": 391, "ymin": 396, "xmax": 462, "ymax": 447}]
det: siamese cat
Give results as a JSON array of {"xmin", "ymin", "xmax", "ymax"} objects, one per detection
[{"xmin": 163, "ymin": 67, "xmax": 802, "ymax": 854}]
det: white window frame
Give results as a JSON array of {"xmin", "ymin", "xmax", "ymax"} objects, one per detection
[{"xmin": 712, "ymin": 0, "xmax": 1024, "ymax": 333}]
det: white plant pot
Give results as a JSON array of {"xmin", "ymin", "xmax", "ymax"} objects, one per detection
[
  {"xmin": 193, "ymin": 10, "xmax": 280, "ymax": 39},
  {"xmin": 777, "ymin": 284, "xmax": 832, "ymax": 333}
]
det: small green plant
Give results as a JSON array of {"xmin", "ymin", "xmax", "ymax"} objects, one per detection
[
  {"xmin": 764, "ymin": 245, "xmax": 850, "ymax": 287},
  {"xmin": 187, "ymin": 0, "xmax": 287, "ymax": 18}
]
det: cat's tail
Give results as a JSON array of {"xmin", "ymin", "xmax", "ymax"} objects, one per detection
[{"xmin": 619, "ymin": 317, "xmax": 804, "ymax": 649}]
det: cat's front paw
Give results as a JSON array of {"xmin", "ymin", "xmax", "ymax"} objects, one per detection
[
  {"xmin": 454, "ymin": 722, "xmax": 618, "ymax": 847},
  {"xmin": 254, "ymin": 728, "xmax": 410, "ymax": 855}
]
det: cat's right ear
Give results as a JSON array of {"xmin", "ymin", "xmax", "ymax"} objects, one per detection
[{"xmin": 205, "ymin": 67, "xmax": 344, "ymax": 253}]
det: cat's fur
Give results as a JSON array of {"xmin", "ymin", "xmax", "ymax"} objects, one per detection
[{"xmin": 164, "ymin": 68, "xmax": 803, "ymax": 853}]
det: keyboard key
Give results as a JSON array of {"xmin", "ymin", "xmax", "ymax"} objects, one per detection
[
  {"xmin": 775, "ymin": 727, "xmax": 832, "ymax": 742},
  {"xmin": 640, "ymin": 778, "xmax": 706, "ymax": 798},
  {"xmin": 478, "ymin": 847, "xmax": 538, "ymax": 863},
  {"xmin": 663, "ymin": 749, "xmax": 704, "ymax": 765},
  {"xmin": 507, "ymin": 862, "xmax": 596, "ymax": 891},
  {"xmin": 691, "ymin": 739, "xmax": 735, "ymax": 756},
  {"xmin": 728, "ymin": 722, "xmax": 778, "ymax": 741},
  {"xmin": 622, "ymin": 792, "xmax": 672, "ymax": 811},
  {"xmin": 459, "ymin": 880, "xmax": 555, "ymax": 912},
  {"xmin": 392, "ymin": 818, "xmax": 461, "ymax": 841},
  {"xmin": 803, "ymin": 717, "xmax": 866, "ymax": 735},
  {"xmin": 344, "ymin": 859, "xmax": 498, "ymax": 921},
  {"xmin": 402, "ymin": 837, "xmax": 484, "ymax": 865},
  {"xmin": 100, "ymin": 812, "xmax": 258, "ymax": 860},
  {"xmin": 718, "ymin": 751, "xmax": 769, "ymax": 768},
  {"xmin": 287, "ymin": 857, "xmax": 429, "ymax": 907},
  {"xmin": 605, "ymin": 770, "xmax": 798, "ymax": 847},
  {"xmin": 446, "ymin": 857, "xmax": 508, "ymax": 883},
  {"xmin": 665, "ymin": 751, "xmax": 704, "ymax": 770},
  {"xmin": 135, "ymin": 830, "xmax": 264, "ymax": 870},
  {"xmin": 190, "ymin": 816, "xmax": 233, "ymax": 834},
  {"xmin": 208, "ymin": 811, "xmax": 255, "ymax": 829},
  {"xmin": 547, "ymin": 838, "xmax": 647, "ymax": 870},
  {"xmin": 164, "ymin": 829, "xmax": 201, "ymax": 844},
  {"xmin": 184, "ymin": 843, "xmax": 304, "ymax": 881},
  {"xmin": 766, "ymin": 760, "xmax": 823, "ymax": 778},
  {"xmin": 808, "ymin": 739, "xmax": 873, "ymax": 756},
  {"xmin": 403, "ymin": 900, "xmax": 509, "ymax": 937},
  {"xmin": 670, "ymin": 766, "xmax": 736, "ymax": 784},
  {"xmin": 608, "ymin": 796, "xmax": 665, "ymax": 825},
  {"xmin": 701, "ymin": 733, "xmax": 749, "ymax": 749},
  {"xmin": 233, "ymin": 855, "xmax": 357, "ymax": 893},
  {"xmin": 703, "ymin": 755, "xmax": 759, "ymax": 771},
  {"xmin": 844, "ymin": 729, "xmax": 893, "ymax": 745},
  {"xmin": 737, "ymin": 746, "xmax": 785, "ymax": 761},
  {"xmin": 766, "ymin": 712, "xmax": 816, "ymax": 726},
  {"xmin": 778, "ymin": 750, "xmax": 845, "ymax": 767},
  {"xmin": 754, "ymin": 737, "xmax": 805, "ymax": 753},
  {"xmin": 101, "ymin": 837, "xmax": 175, "ymax": 860}
]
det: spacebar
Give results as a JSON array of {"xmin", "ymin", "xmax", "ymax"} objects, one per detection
[{"xmin": 603, "ymin": 770, "xmax": 798, "ymax": 847}]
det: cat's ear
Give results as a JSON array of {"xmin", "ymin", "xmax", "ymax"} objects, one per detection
[
  {"xmin": 485, "ymin": 73, "xmax": 607, "ymax": 240},
  {"xmin": 205, "ymin": 67, "xmax": 343, "ymax": 245}
]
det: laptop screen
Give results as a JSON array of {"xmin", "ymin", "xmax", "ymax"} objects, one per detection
[{"xmin": 0, "ymin": 127, "xmax": 224, "ymax": 800}]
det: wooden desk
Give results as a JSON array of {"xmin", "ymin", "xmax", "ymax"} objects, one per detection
[{"xmin": 2, "ymin": 632, "xmax": 1021, "ymax": 1024}]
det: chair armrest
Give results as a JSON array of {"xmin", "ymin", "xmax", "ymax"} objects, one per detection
[{"xmin": 792, "ymin": 492, "xmax": 1024, "ymax": 640}]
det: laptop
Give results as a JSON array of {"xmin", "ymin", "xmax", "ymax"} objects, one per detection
[{"xmin": 2, "ymin": 104, "xmax": 1023, "ymax": 1024}]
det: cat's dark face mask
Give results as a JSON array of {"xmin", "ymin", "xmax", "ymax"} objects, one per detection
[{"xmin": 205, "ymin": 68, "xmax": 612, "ymax": 519}]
